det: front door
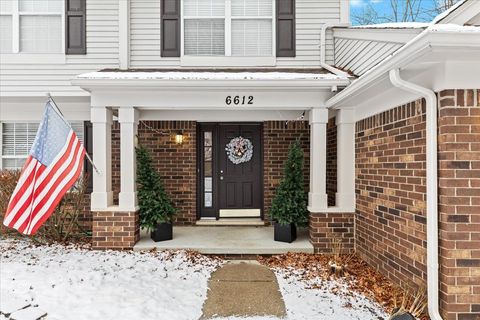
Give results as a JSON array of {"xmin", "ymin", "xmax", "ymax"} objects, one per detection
[{"xmin": 198, "ymin": 123, "xmax": 263, "ymax": 219}]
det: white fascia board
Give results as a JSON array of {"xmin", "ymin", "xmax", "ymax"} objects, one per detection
[
  {"xmin": 333, "ymin": 28, "xmax": 423, "ymax": 43},
  {"xmin": 326, "ymin": 29, "xmax": 480, "ymax": 109},
  {"xmin": 435, "ymin": 0, "xmax": 478, "ymax": 25}
]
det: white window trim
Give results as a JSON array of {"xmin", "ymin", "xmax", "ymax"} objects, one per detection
[
  {"xmin": 0, "ymin": 0, "xmax": 65, "ymax": 55},
  {"xmin": 180, "ymin": 0, "xmax": 276, "ymax": 67}
]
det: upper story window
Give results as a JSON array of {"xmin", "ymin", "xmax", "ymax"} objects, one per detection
[
  {"xmin": 0, "ymin": 0, "xmax": 63, "ymax": 53},
  {"xmin": 183, "ymin": 0, "xmax": 274, "ymax": 57}
]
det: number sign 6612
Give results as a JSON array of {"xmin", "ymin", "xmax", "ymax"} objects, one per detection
[{"xmin": 225, "ymin": 95, "xmax": 253, "ymax": 106}]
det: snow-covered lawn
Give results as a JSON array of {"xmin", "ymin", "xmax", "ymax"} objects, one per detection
[
  {"xmin": 0, "ymin": 240, "xmax": 388, "ymax": 320},
  {"xmin": 0, "ymin": 239, "xmax": 220, "ymax": 320}
]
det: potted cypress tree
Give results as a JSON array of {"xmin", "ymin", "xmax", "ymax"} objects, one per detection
[
  {"xmin": 136, "ymin": 145, "xmax": 176, "ymax": 242},
  {"xmin": 269, "ymin": 139, "xmax": 308, "ymax": 243}
]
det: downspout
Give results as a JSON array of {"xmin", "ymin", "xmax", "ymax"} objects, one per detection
[
  {"xmin": 320, "ymin": 23, "xmax": 351, "ymax": 78},
  {"xmin": 389, "ymin": 69, "xmax": 442, "ymax": 320}
]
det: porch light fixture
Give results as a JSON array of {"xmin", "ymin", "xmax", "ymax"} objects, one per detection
[{"xmin": 175, "ymin": 132, "xmax": 184, "ymax": 145}]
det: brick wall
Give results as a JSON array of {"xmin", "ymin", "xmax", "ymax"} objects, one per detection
[
  {"xmin": 310, "ymin": 212, "xmax": 354, "ymax": 253},
  {"xmin": 438, "ymin": 89, "xmax": 480, "ymax": 320},
  {"xmin": 137, "ymin": 121, "xmax": 197, "ymax": 225},
  {"xmin": 92, "ymin": 210, "xmax": 139, "ymax": 250},
  {"xmin": 355, "ymin": 99, "xmax": 428, "ymax": 289},
  {"xmin": 264, "ymin": 121, "xmax": 310, "ymax": 222},
  {"xmin": 327, "ymin": 117, "xmax": 337, "ymax": 206}
]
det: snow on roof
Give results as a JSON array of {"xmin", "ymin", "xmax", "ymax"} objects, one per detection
[
  {"xmin": 427, "ymin": 23, "xmax": 480, "ymax": 32},
  {"xmin": 431, "ymin": 0, "xmax": 467, "ymax": 24},
  {"xmin": 77, "ymin": 70, "xmax": 347, "ymax": 81},
  {"xmin": 351, "ymin": 22, "xmax": 430, "ymax": 29}
]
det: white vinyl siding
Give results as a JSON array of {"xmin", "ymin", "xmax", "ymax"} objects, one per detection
[
  {"xmin": 130, "ymin": 0, "xmax": 340, "ymax": 68},
  {"xmin": 1, "ymin": 122, "xmax": 84, "ymax": 170},
  {"xmin": 0, "ymin": 0, "xmax": 119, "ymax": 96}
]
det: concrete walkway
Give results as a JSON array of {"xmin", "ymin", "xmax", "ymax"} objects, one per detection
[
  {"xmin": 134, "ymin": 226, "xmax": 313, "ymax": 254},
  {"xmin": 201, "ymin": 261, "xmax": 286, "ymax": 319}
]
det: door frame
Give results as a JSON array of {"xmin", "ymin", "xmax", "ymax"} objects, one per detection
[{"xmin": 196, "ymin": 122, "xmax": 264, "ymax": 220}]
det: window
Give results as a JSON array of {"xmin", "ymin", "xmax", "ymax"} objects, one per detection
[
  {"xmin": 183, "ymin": 0, "xmax": 274, "ymax": 57},
  {"xmin": 1, "ymin": 122, "xmax": 84, "ymax": 170},
  {"xmin": 0, "ymin": 0, "xmax": 63, "ymax": 53}
]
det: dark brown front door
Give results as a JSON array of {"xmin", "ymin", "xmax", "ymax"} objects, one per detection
[{"xmin": 197, "ymin": 123, "xmax": 263, "ymax": 219}]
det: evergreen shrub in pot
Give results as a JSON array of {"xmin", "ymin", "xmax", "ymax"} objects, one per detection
[
  {"xmin": 136, "ymin": 145, "xmax": 176, "ymax": 242},
  {"xmin": 269, "ymin": 139, "xmax": 308, "ymax": 243}
]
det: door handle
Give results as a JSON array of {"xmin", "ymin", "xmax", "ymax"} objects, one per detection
[{"xmin": 220, "ymin": 176, "xmax": 224, "ymax": 180}]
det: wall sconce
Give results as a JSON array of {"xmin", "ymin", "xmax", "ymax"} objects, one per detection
[{"xmin": 175, "ymin": 132, "xmax": 184, "ymax": 145}]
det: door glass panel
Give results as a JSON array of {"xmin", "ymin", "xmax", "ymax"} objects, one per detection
[
  {"xmin": 205, "ymin": 192, "xmax": 212, "ymax": 207},
  {"xmin": 205, "ymin": 177, "xmax": 212, "ymax": 192},
  {"xmin": 204, "ymin": 161, "xmax": 212, "ymax": 176},
  {"xmin": 203, "ymin": 131, "xmax": 213, "ymax": 209},
  {"xmin": 204, "ymin": 132, "xmax": 212, "ymax": 146},
  {"xmin": 204, "ymin": 146, "xmax": 212, "ymax": 161}
]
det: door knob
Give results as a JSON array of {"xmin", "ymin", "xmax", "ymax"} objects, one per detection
[
  {"xmin": 220, "ymin": 176, "xmax": 224, "ymax": 180},
  {"xmin": 220, "ymin": 170, "xmax": 224, "ymax": 173}
]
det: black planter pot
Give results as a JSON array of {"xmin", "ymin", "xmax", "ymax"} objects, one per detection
[
  {"xmin": 274, "ymin": 222, "xmax": 297, "ymax": 243},
  {"xmin": 150, "ymin": 222, "xmax": 173, "ymax": 242}
]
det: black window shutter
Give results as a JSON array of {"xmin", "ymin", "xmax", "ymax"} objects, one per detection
[
  {"xmin": 65, "ymin": 0, "xmax": 86, "ymax": 54},
  {"xmin": 276, "ymin": 0, "xmax": 295, "ymax": 57},
  {"xmin": 84, "ymin": 121, "xmax": 93, "ymax": 192},
  {"xmin": 161, "ymin": 0, "xmax": 180, "ymax": 57}
]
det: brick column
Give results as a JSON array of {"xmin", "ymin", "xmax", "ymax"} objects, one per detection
[
  {"xmin": 309, "ymin": 212, "xmax": 354, "ymax": 253},
  {"xmin": 92, "ymin": 210, "xmax": 140, "ymax": 250},
  {"xmin": 438, "ymin": 89, "xmax": 480, "ymax": 320}
]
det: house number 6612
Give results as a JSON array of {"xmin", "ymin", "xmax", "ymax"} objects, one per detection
[{"xmin": 225, "ymin": 95, "xmax": 254, "ymax": 106}]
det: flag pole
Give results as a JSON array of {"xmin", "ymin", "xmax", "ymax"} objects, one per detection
[{"xmin": 46, "ymin": 92, "xmax": 100, "ymax": 175}]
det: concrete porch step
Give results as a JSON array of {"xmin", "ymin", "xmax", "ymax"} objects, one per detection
[
  {"xmin": 195, "ymin": 218, "xmax": 265, "ymax": 226},
  {"xmin": 133, "ymin": 226, "xmax": 314, "ymax": 255}
]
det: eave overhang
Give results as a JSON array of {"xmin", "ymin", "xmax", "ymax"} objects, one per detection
[{"xmin": 326, "ymin": 28, "xmax": 480, "ymax": 114}]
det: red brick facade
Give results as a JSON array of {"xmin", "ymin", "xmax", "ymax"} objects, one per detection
[
  {"xmin": 355, "ymin": 99, "xmax": 428, "ymax": 288},
  {"xmin": 264, "ymin": 121, "xmax": 310, "ymax": 222},
  {"xmin": 137, "ymin": 121, "xmax": 197, "ymax": 225},
  {"xmin": 310, "ymin": 212, "xmax": 354, "ymax": 253},
  {"xmin": 92, "ymin": 210, "xmax": 139, "ymax": 250},
  {"xmin": 438, "ymin": 89, "xmax": 480, "ymax": 320},
  {"xmin": 326, "ymin": 117, "xmax": 337, "ymax": 206}
]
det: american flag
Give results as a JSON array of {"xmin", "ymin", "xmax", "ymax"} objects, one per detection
[{"xmin": 3, "ymin": 101, "xmax": 86, "ymax": 235}]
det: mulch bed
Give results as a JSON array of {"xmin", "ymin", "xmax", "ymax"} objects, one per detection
[{"xmin": 258, "ymin": 253, "xmax": 428, "ymax": 319}]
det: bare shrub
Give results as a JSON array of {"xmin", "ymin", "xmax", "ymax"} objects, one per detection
[
  {"xmin": 0, "ymin": 169, "xmax": 89, "ymax": 243},
  {"xmin": 0, "ymin": 170, "xmax": 22, "ymax": 235}
]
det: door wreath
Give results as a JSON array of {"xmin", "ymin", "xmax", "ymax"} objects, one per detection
[{"xmin": 225, "ymin": 136, "xmax": 253, "ymax": 164}]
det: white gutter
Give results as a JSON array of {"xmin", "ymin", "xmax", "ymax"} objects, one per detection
[
  {"xmin": 389, "ymin": 69, "xmax": 442, "ymax": 320},
  {"xmin": 320, "ymin": 23, "xmax": 351, "ymax": 78}
]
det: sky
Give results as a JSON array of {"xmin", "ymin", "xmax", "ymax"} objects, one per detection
[{"xmin": 349, "ymin": 0, "xmax": 457, "ymax": 25}]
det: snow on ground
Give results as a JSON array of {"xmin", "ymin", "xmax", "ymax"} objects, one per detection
[
  {"xmin": 1, "ymin": 240, "xmax": 388, "ymax": 320},
  {"xmin": 274, "ymin": 269, "xmax": 388, "ymax": 320},
  {"xmin": 0, "ymin": 239, "xmax": 220, "ymax": 320}
]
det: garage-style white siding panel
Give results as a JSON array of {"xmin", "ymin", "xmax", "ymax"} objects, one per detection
[{"xmin": 0, "ymin": 0, "xmax": 119, "ymax": 96}]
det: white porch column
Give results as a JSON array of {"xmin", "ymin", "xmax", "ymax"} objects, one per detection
[
  {"xmin": 91, "ymin": 107, "xmax": 113, "ymax": 210},
  {"xmin": 118, "ymin": 107, "xmax": 139, "ymax": 211},
  {"xmin": 335, "ymin": 109, "xmax": 356, "ymax": 211},
  {"xmin": 308, "ymin": 108, "xmax": 329, "ymax": 212}
]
